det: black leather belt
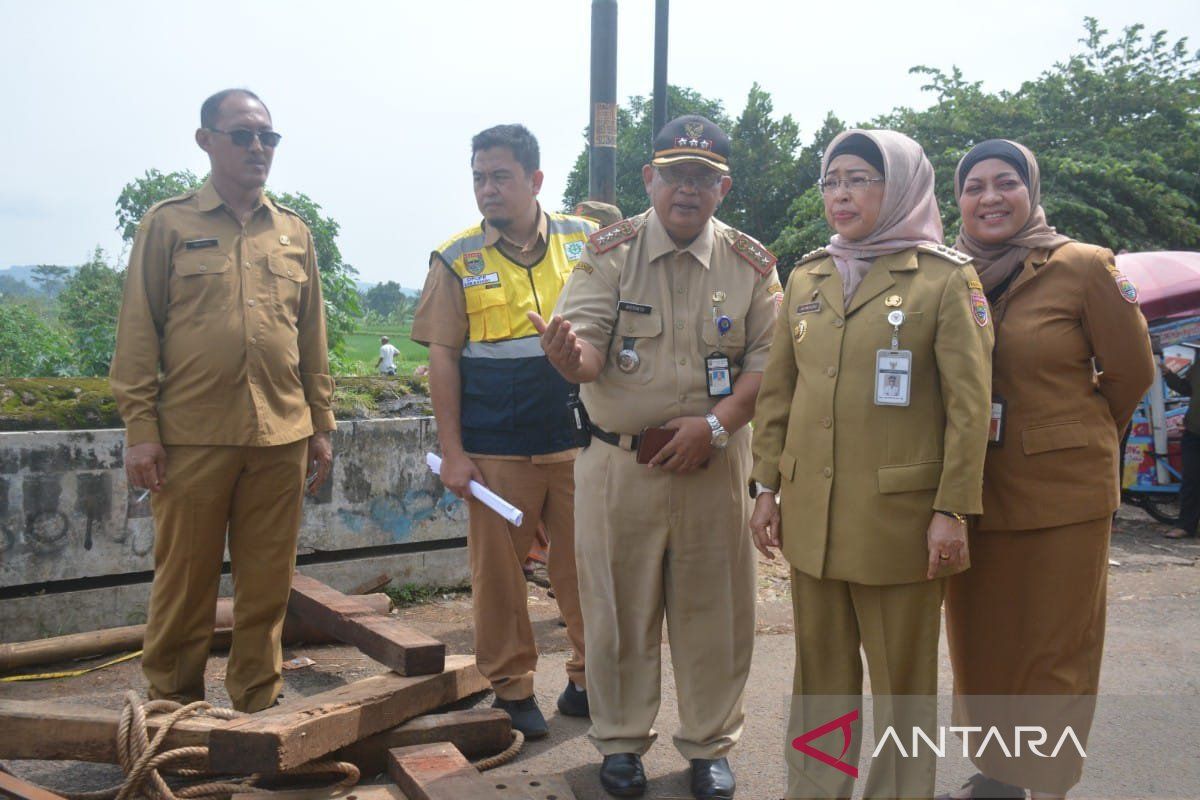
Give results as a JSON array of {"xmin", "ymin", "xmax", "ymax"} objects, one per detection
[{"xmin": 589, "ymin": 424, "xmax": 640, "ymax": 451}]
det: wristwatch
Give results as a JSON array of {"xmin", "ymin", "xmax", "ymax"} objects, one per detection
[
  {"xmin": 936, "ymin": 510, "xmax": 968, "ymax": 525},
  {"xmin": 705, "ymin": 413, "xmax": 730, "ymax": 449}
]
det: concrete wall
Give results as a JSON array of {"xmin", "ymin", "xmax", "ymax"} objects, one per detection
[{"xmin": 0, "ymin": 417, "xmax": 471, "ymax": 639}]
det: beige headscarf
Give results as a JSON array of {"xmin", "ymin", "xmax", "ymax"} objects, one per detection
[
  {"xmin": 952, "ymin": 139, "xmax": 1071, "ymax": 295},
  {"xmin": 822, "ymin": 129, "xmax": 944, "ymax": 304}
]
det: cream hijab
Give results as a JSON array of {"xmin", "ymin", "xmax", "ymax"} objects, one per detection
[
  {"xmin": 822, "ymin": 129, "xmax": 944, "ymax": 304},
  {"xmin": 952, "ymin": 139, "xmax": 1071, "ymax": 295}
]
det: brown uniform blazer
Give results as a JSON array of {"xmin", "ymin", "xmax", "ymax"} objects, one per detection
[
  {"xmin": 750, "ymin": 246, "xmax": 994, "ymax": 585},
  {"xmin": 976, "ymin": 242, "xmax": 1155, "ymax": 531}
]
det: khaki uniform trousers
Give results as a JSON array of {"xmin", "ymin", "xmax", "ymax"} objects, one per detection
[
  {"xmin": 469, "ymin": 457, "xmax": 585, "ymax": 700},
  {"xmin": 143, "ymin": 440, "xmax": 308, "ymax": 713},
  {"xmin": 574, "ymin": 429, "xmax": 756, "ymax": 760},
  {"xmin": 787, "ymin": 569, "xmax": 944, "ymax": 800}
]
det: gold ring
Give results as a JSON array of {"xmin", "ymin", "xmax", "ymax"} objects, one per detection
[{"xmin": 939, "ymin": 554, "xmax": 951, "ymax": 560}]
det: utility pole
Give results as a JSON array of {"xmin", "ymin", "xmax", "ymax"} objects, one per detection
[
  {"xmin": 652, "ymin": 0, "xmax": 669, "ymax": 141},
  {"xmin": 588, "ymin": 0, "xmax": 618, "ymax": 203}
]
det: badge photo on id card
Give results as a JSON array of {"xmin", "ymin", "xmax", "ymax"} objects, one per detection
[
  {"xmin": 875, "ymin": 349, "xmax": 912, "ymax": 406},
  {"xmin": 706, "ymin": 353, "xmax": 733, "ymax": 397}
]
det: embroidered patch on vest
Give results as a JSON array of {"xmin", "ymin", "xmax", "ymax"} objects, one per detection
[
  {"xmin": 464, "ymin": 251, "xmax": 485, "ymax": 276},
  {"xmin": 732, "ymin": 234, "xmax": 776, "ymax": 276},
  {"xmin": 563, "ymin": 240, "xmax": 585, "ymax": 262}
]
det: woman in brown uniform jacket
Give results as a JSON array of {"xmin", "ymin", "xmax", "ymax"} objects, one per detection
[
  {"xmin": 940, "ymin": 140, "xmax": 1155, "ymax": 800},
  {"xmin": 750, "ymin": 130, "xmax": 993, "ymax": 800}
]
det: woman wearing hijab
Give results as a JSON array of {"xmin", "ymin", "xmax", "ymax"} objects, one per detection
[
  {"xmin": 939, "ymin": 140, "xmax": 1155, "ymax": 800},
  {"xmin": 748, "ymin": 130, "xmax": 993, "ymax": 799}
]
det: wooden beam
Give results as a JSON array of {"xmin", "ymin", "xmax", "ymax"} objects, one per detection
[
  {"xmin": 0, "ymin": 770, "xmax": 70, "ymax": 800},
  {"xmin": 231, "ymin": 787, "xmax": 402, "ymax": 800},
  {"xmin": 333, "ymin": 708, "xmax": 511, "ymax": 777},
  {"xmin": 387, "ymin": 742, "xmax": 507, "ymax": 800},
  {"xmin": 288, "ymin": 573, "xmax": 444, "ymax": 676},
  {"xmin": 0, "ymin": 594, "xmax": 392, "ymax": 673},
  {"xmin": 206, "ymin": 654, "xmax": 486, "ymax": 774},
  {"xmin": 0, "ymin": 700, "xmax": 507, "ymax": 774},
  {"xmin": 0, "ymin": 699, "xmax": 220, "ymax": 764}
]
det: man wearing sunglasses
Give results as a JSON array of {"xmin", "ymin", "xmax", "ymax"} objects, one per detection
[
  {"xmin": 532, "ymin": 115, "xmax": 781, "ymax": 799},
  {"xmin": 110, "ymin": 88, "xmax": 334, "ymax": 713}
]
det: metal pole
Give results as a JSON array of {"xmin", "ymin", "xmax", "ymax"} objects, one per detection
[
  {"xmin": 589, "ymin": 0, "xmax": 618, "ymax": 203},
  {"xmin": 652, "ymin": 0, "xmax": 669, "ymax": 141}
]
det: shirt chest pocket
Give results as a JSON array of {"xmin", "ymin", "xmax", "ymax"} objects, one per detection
[
  {"xmin": 171, "ymin": 250, "xmax": 233, "ymax": 312},
  {"xmin": 464, "ymin": 284, "xmax": 512, "ymax": 341},
  {"xmin": 268, "ymin": 253, "xmax": 309, "ymax": 315},
  {"xmin": 701, "ymin": 317, "xmax": 747, "ymax": 357},
  {"xmin": 610, "ymin": 308, "xmax": 663, "ymax": 385}
]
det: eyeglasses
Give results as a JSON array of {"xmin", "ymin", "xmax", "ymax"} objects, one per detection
[
  {"xmin": 657, "ymin": 166, "xmax": 724, "ymax": 190},
  {"xmin": 818, "ymin": 176, "xmax": 884, "ymax": 195},
  {"xmin": 207, "ymin": 128, "xmax": 282, "ymax": 148}
]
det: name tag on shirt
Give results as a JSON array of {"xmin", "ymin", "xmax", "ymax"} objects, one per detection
[
  {"xmin": 462, "ymin": 272, "xmax": 501, "ymax": 289},
  {"xmin": 618, "ymin": 300, "xmax": 652, "ymax": 314},
  {"xmin": 875, "ymin": 349, "xmax": 912, "ymax": 406},
  {"xmin": 184, "ymin": 238, "xmax": 219, "ymax": 250}
]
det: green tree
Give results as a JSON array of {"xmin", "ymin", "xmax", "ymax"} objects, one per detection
[
  {"xmin": 0, "ymin": 301, "xmax": 73, "ymax": 376},
  {"xmin": 114, "ymin": 170, "xmax": 362, "ymax": 361},
  {"xmin": 769, "ymin": 112, "xmax": 846, "ymax": 283},
  {"xmin": 31, "ymin": 265, "xmax": 72, "ymax": 297},
  {"xmin": 363, "ymin": 280, "xmax": 406, "ymax": 318},
  {"xmin": 562, "ymin": 86, "xmax": 731, "ymax": 218},
  {"xmin": 722, "ymin": 83, "xmax": 805, "ymax": 246},
  {"xmin": 58, "ymin": 247, "xmax": 125, "ymax": 377}
]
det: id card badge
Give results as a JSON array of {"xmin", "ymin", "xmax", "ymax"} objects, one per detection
[
  {"xmin": 989, "ymin": 395, "xmax": 1007, "ymax": 446},
  {"xmin": 706, "ymin": 353, "xmax": 733, "ymax": 397},
  {"xmin": 874, "ymin": 349, "xmax": 912, "ymax": 406}
]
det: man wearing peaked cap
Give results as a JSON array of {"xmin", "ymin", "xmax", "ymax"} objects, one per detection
[{"xmin": 530, "ymin": 115, "xmax": 781, "ymax": 799}]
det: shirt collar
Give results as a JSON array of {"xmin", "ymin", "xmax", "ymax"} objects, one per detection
[
  {"xmin": 645, "ymin": 208, "xmax": 714, "ymax": 269},
  {"xmin": 195, "ymin": 178, "xmax": 272, "ymax": 216},
  {"xmin": 483, "ymin": 203, "xmax": 548, "ymax": 252}
]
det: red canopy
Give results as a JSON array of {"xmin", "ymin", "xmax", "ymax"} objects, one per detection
[{"xmin": 1116, "ymin": 251, "xmax": 1200, "ymax": 322}]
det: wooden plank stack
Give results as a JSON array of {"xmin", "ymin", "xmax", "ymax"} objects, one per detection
[{"xmin": 0, "ymin": 572, "xmax": 577, "ymax": 799}]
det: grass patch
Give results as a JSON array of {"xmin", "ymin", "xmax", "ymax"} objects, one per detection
[
  {"xmin": 385, "ymin": 582, "xmax": 470, "ymax": 608},
  {"xmin": 345, "ymin": 326, "xmax": 427, "ymax": 368}
]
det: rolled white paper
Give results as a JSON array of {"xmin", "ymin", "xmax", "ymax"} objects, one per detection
[{"xmin": 426, "ymin": 452, "xmax": 525, "ymax": 526}]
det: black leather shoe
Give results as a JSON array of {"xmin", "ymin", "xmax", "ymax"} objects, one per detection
[
  {"xmin": 690, "ymin": 757, "xmax": 735, "ymax": 799},
  {"xmin": 556, "ymin": 680, "xmax": 590, "ymax": 717},
  {"xmin": 599, "ymin": 753, "xmax": 646, "ymax": 797},
  {"xmin": 492, "ymin": 695, "xmax": 548, "ymax": 740}
]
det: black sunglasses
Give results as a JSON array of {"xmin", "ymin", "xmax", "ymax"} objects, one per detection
[{"xmin": 207, "ymin": 128, "xmax": 282, "ymax": 148}]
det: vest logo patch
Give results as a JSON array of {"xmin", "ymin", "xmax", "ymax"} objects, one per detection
[
  {"xmin": 462, "ymin": 272, "xmax": 500, "ymax": 289},
  {"xmin": 563, "ymin": 240, "xmax": 585, "ymax": 262},
  {"xmin": 464, "ymin": 251, "xmax": 485, "ymax": 275}
]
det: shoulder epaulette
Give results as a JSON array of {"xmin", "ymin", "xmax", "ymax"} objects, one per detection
[
  {"xmin": 274, "ymin": 201, "xmax": 306, "ymax": 221},
  {"xmin": 917, "ymin": 242, "xmax": 973, "ymax": 266},
  {"xmin": 729, "ymin": 231, "xmax": 777, "ymax": 276},
  {"xmin": 144, "ymin": 191, "xmax": 196, "ymax": 217},
  {"xmin": 588, "ymin": 216, "xmax": 643, "ymax": 254},
  {"xmin": 795, "ymin": 247, "xmax": 829, "ymax": 266}
]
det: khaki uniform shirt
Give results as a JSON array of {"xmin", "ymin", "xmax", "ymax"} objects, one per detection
[
  {"xmin": 412, "ymin": 206, "xmax": 573, "ymax": 464},
  {"xmin": 750, "ymin": 247, "xmax": 994, "ymax": 585},
  {"xmin": 110, "ymin": 180, "xmax": 335, "ymax": 447},
  {"xmin": 977, "ymin": 242, "xmax": 1154, "ymax": 531},
  {"xmin": 555, "ymin": 209, "xmax": 779, "ymax": 434}
]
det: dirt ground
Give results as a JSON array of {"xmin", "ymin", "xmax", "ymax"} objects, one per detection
[{"xmin": 1, "ymin": 504, "xmax": 1196, "ymax": 798}]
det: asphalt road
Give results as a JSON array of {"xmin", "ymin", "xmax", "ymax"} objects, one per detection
[{"xmin": 3, "ymin": 505, "xmax": 1196, "ymax": 799}]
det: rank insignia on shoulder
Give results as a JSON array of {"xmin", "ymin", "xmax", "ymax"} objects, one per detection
[
  {"xmin": 588, "ymin": 218, "xmax": 639, "ymax": 254},
  {"xmin": 970, "ymin": 286, "xmax": 991, "ymax": 327},
  {"xmin": 918, "ymin": 243, "xmax": 972, "ymax": 265},
  {"xmin": 1112, "ymin": 270, "xmax": 1139, "ymax": 303},
  {"xmin": 732, "ymin": 233, "xmax": 777, "ymax": 276},
  {"xmin": 796, "ymin": 247, "xmax": 828, "ymax": 266}
]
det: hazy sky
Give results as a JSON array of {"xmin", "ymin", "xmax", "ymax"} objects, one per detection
[{"xmin": 1, "ymin": 0, "xmax": 1197, "ymax": 288}]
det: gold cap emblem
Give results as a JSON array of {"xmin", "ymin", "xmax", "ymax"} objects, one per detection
[
  {"xmin": 279, "ymin": 235, "xmax": 290, "ymax": 245},
  {"xmin": 885, "ymin": 295, "xmax": 902, "ymax": 307}
]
